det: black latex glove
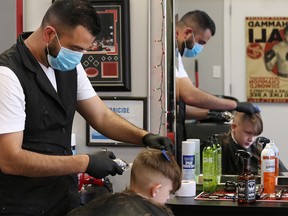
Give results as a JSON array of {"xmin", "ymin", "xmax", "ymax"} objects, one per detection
[
  {"xmin": 234, "ymin": 102, "xmax": 260, "ymax": 114},
  {"xmin": 142, "ymin": 133, "xmax": 175, "ymax": 155},
  {"xmin": 86, "ymin": 151, "xmax": 123, "ymax": 179}
]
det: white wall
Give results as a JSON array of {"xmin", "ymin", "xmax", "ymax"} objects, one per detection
[
  {"xmin": 0, "ymin": 0, "xmax": 16, "ymax": 53},
  {"xmin": 23, "ymin": 0, "xmax": 52, "ymax": 31},
  {"xmin": 177, "ymin": 0, "xmax": 225, "ymax": 94}
]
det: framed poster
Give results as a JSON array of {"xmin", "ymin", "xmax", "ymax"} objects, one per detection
[
  {"xmin": 87, "ymin": 97, "xmax": 147, "ymax": 146},
  {"xmin": 246, "ymin": 17, "xmax": 288, "ymax": 102},
  {"xmin": 82, "ymin": 0, "xmax": 131, "ymax": 91}
]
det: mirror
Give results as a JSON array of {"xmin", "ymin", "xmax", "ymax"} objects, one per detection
[
  {"xmin": 173, "ymin": 0, "xmax": 288, "ymax": 176},
  {"xmin": 166, "ymin": 0, "xmax": 175, "ymax": 140},
  {"xmin": 174, "ymin": 0, "xmax": 243, "ymax": 175}
]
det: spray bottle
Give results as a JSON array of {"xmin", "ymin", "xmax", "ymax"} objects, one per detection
[
  {"xmin": 261, "ymin": 142, "xmax": 275, "ymax": 194},
  {"xmin": 236, "ymin": 150, "xmax": 256, "ymax": 204},
  {"xmin": 269, "ymin": 140, "xmax": 279, "ymax": 178},
  {"xmin": 187, "ymin": 139, "xmax": 200, "ymax": 183},
  {"xmin": 255, "ymin": 136, "xmax": 270, "ymax": 175}
]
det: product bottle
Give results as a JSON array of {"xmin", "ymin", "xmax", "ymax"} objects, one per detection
[
  {"xmin": 269, "ymin": 140, "xmax": 279, "ymax": 178},
  {"xmin": 236, "ymin": 150, "xmax": 256, "ymax": 204},
  {"xmin": 261, "ymin": 142, "xmax": 276, "ymax": 194},
  {"xmin": 182, "ymin": 140, "xmax": 196, "ymax": 180},
  {"xmin": 212, "ymin": 135, "xmax": 222, "ymax": 184},
  {"xmin": 255, "ymin": 136, "xmax": 270, "ymax": 175},
  {"xmin": 187, "ymin": 139, "xmax": 200, "ymax": 182},
  {"xmin": 202, "ymin": 139, "xmax": 218, "ymax": 193}
]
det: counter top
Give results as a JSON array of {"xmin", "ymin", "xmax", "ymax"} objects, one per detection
[
  {"xmin": 167, "ymin": 179, "xmax": 288, "ymax": 216},
  {"xmin": 167, "ymin": 194, "xmax": 288, "ymax": 215}
]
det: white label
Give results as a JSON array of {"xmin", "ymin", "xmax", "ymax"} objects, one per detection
[{"xmin": 182, "ymin": 155, "xmax": 195, "ymax": 180}]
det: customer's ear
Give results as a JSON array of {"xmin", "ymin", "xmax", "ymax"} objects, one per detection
[
  {"xmin": 151, "ymin": 184, "xmax": 162, "ymax": 197},
  {"xmin": 231, "ymin": 123, "xmax": 237, "ymax": 131}
]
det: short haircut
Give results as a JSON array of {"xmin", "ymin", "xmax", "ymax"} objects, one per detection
[
  {"xmin": 233, "ymin": 111, "xmax": 263, "ymax": 136},
  {"xmin": 131, "ymin": 148, "xmax": 181, "ymax": 193},
  {"xmin": 41, "ymin": 0, "xmax": 101, "ymax": 36},
  {"xmin": 179, "ymin": 10, "xmax": 216, "ymax": 36}
]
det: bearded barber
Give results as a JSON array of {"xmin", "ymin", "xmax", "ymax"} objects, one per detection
[
  {"xmin": 175, "ymin": 10, "xmax": 260, "ymax": 164},
  {"xmin": 0, "ymin": 0, "xmax": 174, "ymax": 215}
]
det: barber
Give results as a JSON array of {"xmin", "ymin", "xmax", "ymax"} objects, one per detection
[{"xmin": 0, "ymin": 0, "xmax": 173, "ymax": 215}]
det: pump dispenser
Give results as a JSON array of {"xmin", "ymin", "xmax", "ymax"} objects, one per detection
[
  {"xmin": 255, "ymin": 136, "xmax": 270, "ymax": 175},
  {"xmin": 211, "ymin": 135, "xmax": 222, "ymax": 184},
  {"xmin": 202, "ymin": 138, "xmax": 218, "ymax": 193},
  {"xmin": 269, "ymin": 140, "xmax": 279, "ymax": 178},
  {"xmin": 261, "ymin": 142, "xmax": 275, "ymax": 193},
  {"xmin": 236, "ymin": 150, "xmax": 256, "ymax": 204}
]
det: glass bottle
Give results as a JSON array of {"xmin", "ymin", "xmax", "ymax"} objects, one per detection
[{"xmin": 236, "ymin": 150, "xmax": 256, "ymax": 204}]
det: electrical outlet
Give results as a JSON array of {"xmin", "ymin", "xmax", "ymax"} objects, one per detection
[{"xmin": 213, "ymin": 65, "xmax": 221, "ymax": 78}]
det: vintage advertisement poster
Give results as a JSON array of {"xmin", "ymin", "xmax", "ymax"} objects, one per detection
[{"xmin": 246, "ymin": 17, "xmax": 288, "ymax": 102}]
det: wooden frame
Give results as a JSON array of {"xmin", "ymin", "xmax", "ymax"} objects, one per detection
[
  {"xmin": 82, "ymin": 0, "xmax": 131, "ymax": 91},
  {"xmin": 87, "ymin": 97, "xmax": 147, "ymax": 146}
]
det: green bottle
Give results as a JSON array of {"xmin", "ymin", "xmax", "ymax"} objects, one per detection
[
  {"xmin": 202, "ymin": 139, "xmax": 218, "ymax": 193},
  {"xmin": 213, "ymin": 135, "xmax": 222, "ymax": 184}
]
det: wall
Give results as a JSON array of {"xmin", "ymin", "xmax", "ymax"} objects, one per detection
[
  {"xmin": 23, "ymin": 0, "xmax": 51, "ymax": 31},
  {"xmin": 177, "ymin": 0, "xmax": 225, "ymax": 95},
  {"xmin": 0, "ymin": 0, "xmax": 16, "ymax": 53}
]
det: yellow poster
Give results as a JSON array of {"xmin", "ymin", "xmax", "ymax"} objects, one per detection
[{"xmin": 246, "ymin": 17, "xmax": 288, "ymax": 102}]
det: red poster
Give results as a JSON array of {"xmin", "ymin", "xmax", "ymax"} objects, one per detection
[{"xmin": 246, "ymin": 17, "xmax": 288, "ymax": 102}]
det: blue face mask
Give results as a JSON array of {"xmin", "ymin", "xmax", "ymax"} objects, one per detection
[
  {"xmin": 183, "ymin": 33, "xmax": 203, "ymax": 58},
  {"xmin": 47, "ymin": 34, "xmax": 83, "ymax": 71},
  {"xmin": 183, "ymin": 43, "xmax": 203, "ymax": 58}
]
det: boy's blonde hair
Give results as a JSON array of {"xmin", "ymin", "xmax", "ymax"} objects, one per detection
[
  {"xmin": 232, "ymin": 111, "xmax": 263, "ymax": 135},
  {"xmin": 130, "ymin": 148, "xmax": 181, "ymax": 193}
]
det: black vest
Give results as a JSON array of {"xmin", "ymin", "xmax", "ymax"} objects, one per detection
[{"xmin": 0, "ymin": 32, "xmax": 78, "ymax": 215}]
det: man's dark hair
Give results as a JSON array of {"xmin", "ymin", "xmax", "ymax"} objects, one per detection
[
  {"xmin": 179, "ymin": 10, "xmax": 216, "ymax": 36},
  {"xmin": 41, "ymin": 0, "xmax": 101, "ymax": 36}
]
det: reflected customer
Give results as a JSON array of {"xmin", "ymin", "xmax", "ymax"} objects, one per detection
[
  {"xmin": 212, "ymin": 111, "xmax": 287, "ymax": 175},
  {"xmin": 175, "ymin": 10, "xmax": 260, "ymax": 164},
  {"xmin": 215, "ymin": 111, "xmax": 263, "ymax": 175}
]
